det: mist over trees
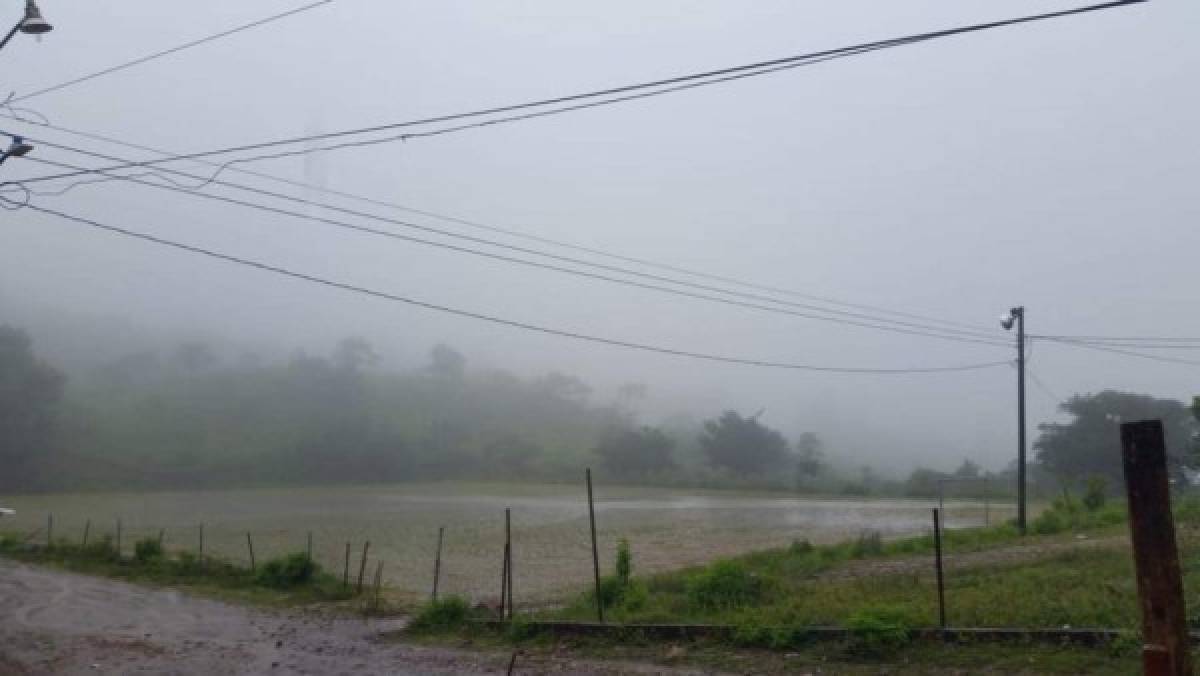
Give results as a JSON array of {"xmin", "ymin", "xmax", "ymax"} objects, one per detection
[
  {"xmin": 5, "ymin": 319, "xmax": 1197, "ymax": 497},
  {"xmin": 0, "ymin": 326, "xmax": 66, "ymax": 490}
]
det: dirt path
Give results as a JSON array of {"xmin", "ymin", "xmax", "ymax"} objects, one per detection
[
  {"xmin": 0, "ymin": 559, "xmax": 711, "ymax": 675},
  {"xmin": 821, "ymin": 535, "xmax": 1128, "ymax": 581}
]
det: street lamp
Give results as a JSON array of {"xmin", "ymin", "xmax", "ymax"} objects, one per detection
[
  {"xmin": 0, "ymin": 1, "xmax": 53, "ymax": 52},
  {"xmin": 0, "ymin": 135, "xmax": 33, "ymax": 165},
  {"xmin": 1001, "ymin": 306, "xmax": 1026, "ymax": 534}
]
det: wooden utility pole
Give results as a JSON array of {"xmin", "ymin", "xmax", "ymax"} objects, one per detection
[{"xmin": 1120, "ymin": 419, "xmax": 1191, "ymax": 676}]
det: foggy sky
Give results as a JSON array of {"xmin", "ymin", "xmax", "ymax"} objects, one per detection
[{"xmin": 2, "ymin": 0, "xmax": 1197, "ymax": 474}]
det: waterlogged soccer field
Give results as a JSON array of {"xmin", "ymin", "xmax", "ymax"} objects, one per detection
[{"xmin": 0, "ymin": 483, "xmax": 1007, "ymax": 603}]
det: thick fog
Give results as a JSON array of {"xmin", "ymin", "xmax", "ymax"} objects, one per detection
[{"xmin": 1, "ymin": 0, "xmax": 1197, "ymax": 476}]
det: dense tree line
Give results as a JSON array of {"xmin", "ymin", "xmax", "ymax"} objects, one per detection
[{"xmin": 6, "ymin": 322, "xmax": 1196, "ymax": 495}]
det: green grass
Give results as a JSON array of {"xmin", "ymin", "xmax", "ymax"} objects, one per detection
[
  {"xmin": 0, "ymin": 533, "xmax": 356, "ymax": 607},
  {"xmin": 540, "ymin": 497, "xmax": 1139, "ymax": 628},
  {"xmin": 403, "ymin": 496, "xmax": 1188, "ymax": 672},
  {"xmin": 409, "ymin": 622, "xmax": 1143, "ymax": 675}
]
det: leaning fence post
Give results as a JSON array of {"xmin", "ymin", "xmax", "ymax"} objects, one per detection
[
  {"xmin": 432, "ymin": 526, "xmax": 445, "ymax": 601},
  {"xmin": 586, "ymin": 468, "xmax": 604, "ymax": 622},
  {"xmin": 1121, "ymin": 419, "xmax": 1192, "ymax": 676},
  {"xmin": 356, "ymin": 541, "xmax": 370, "ymax": 595},
  {"xmin": 343, "ymin": 542, "xmax": 351, "ymax": 588},
  {"xmin": 932, "ymin": 508, "xmax": 946, "ymax": 629},
  {"xmin": 246, "ymin": 532, "xmax": 256, "ymax": 572},
  {"xmin": 81, "ymin": 519, "xmax": 90, "ymax": 547}
]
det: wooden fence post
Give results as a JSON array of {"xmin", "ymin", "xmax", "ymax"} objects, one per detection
[
  {"xmin": 932, "ymin": 508, "xmax": 946, "ymax": 629},
  {"xmin": 307, "ymin": 531, "xmax": 313, "ymax": 562},
  {"xmin": 46, "ymin": 513, "xmax": 52, "ymax": 548},
  {"xmin": 356, "ymin": 541, "xmax": 370, "ymax": 595},
  {"xmin": 343, "ymin": 542, "xmax": 351, "ymax": 588},
  {"xmin": 587, "ymin": 469, "xmax": 604, "ymax": 622},
  {"xmin": 432, "ymin": 526, "xmax": 445, "ymax": 601},
  {"xmin": 246, "ymin": 532, "xmax": 256, "ymax": 572},
  {"xmin": 505, "ymin": 508, "xmax": 513, "ymax": 620},
  {"xmin": 199, "ymin": 523, "xmax": 204, "ymax": 564},
  {"xmin": 372, "ymin": 561, "xmax": 384, "ymax": 612},
  {"xmin": 82, "ymin": 519, "xmax": 90, "ymax": 547},
  {"xmin": 1120, "ymin": 419, "xmax": 1191, "ymax": 676},
  {"xmin": 500, "ymin": 543, "xmax": 509, "ymax": 617},
  {"xmin": 116, "ymin": 518, "xmax": 122, "ymax": 557}
]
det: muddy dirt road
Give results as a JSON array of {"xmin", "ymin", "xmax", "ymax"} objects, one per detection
[{"xmin": 0, "ymin": 559, "xmax": 705, "ymax": 675}]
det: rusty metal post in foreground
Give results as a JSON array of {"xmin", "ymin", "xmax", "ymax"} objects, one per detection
[{"xmin": 1120, "ymin": 419, "xmax": 1191, "ymax": 676}]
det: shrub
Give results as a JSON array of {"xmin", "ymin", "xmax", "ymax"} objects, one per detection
[
  {"xmin": 256, "ymin": 552, "xmax": 315, "ymax": 589},
  {"xmin": 615, "ymin": 538, "xmax": 632, "ymax": 585},
  {"xmin": 134, "ymin": 537, "xmax": 164, "ymax": 563},
  {"xmin": 82, "ymin": 535, "xmax": 118, "ymax": 561},
  {"xmin": 687, "ymin": 560, "xmax": 764, "ymax": 610},
  {"xmin": 850, "ymin": 531, "xmax": 883, "ymax": 558},
  {"xmin": 1083, "ymin": 476, "xmax": 1107, "ymax": 512},
  {"xmin": 175, "ymin": 550, "xmax": 203, "ymax": 575},
  {"xmin": 845, "ymin": 606, "xmax": 911, "ymax": 657},
  {"xmin": 1032, "ymin": 508, "xmax": 1066, "ymax": 535},
  {"xmin": 407, "ymin": 596, "xmax": 469, "ymax": 632},
  {"xmin": 788, "ymin": 539, "xmax": 814, "ymax": 555}
]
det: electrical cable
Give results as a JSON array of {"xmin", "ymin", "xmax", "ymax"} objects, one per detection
[
  {"xmin": 0, "ymin": 111, "xmax": 992, "ymax": 335},
  {"xmin": 10, "ymin": 0, "xmax": 1146, "ymax": 187},
  {"xmin": 1033, "ymin": 336, "xmax": 1200, "ymax": 367},
  {"xmin": 10, "ymin": 149, "xmax": 1012, "ymax": 347},
  {"xmin": 1025, "ymin": 368, "xmax": 1061, "ymax": 402},
  {"xmin": 1032, "ymin": 334, "xmax": 1200, "ymax": 348},
  {"xmin": 7, "ymin": 1, "xmax": 333, "ymax": 104},
  {"xmin": 2, "ymin": 199, "xmax": 1017, "ymax": 376}
]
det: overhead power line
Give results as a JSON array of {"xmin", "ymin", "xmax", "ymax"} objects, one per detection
[
  {"xmin": 0, "ymin": 112, "xmax": 992, "ymax": 335},
  {"xmin": 2, "ymin": 199, "xmax": 1016, "ymax": 376},
  {"xmin": 11, "ymin": 0, "xmax": 1147, "ymax": 187},
  {"xmin": 1034, "ymin": 336, "xmax": 1200, "ymax": 367},
  {"xmin": 1025, "ymin": 367, "xmax": 1062, "ymax": 402},
  {"xmin": 7, "ymin": 1, "xmax": 333, "ymax": 104},
  {"xmin": 9, "ymin": 146, "xmax": 1010, "ymax": 348},
  {"xmin": 1033, "ymin": 334, "xmax": 1200, "ymax": 348}
]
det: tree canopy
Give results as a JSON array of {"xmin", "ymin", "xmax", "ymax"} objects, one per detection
[
  {"xmin": 0, "ymin": 326, "xmax": 65, "ymax": 488},
  {"xmin": 699, "ymin": 411, "xmax": 789, "ymax": 476},
  {"xmin": 594, "ymin": 426, "xmax": 675, "ymax": 477},
  {"xmin": 1034, "ymin": 390, "xmax": 1194, "ymax": 486}
]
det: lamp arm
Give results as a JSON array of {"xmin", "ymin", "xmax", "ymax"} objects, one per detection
[{"xmin": 0, "ymin": 19, "xmax": 22, "ymax": 51}]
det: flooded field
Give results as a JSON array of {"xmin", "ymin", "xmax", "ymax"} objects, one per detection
[{"xmin": 0, "ymin": 483, "xmax": 1010, "ymax": 603}]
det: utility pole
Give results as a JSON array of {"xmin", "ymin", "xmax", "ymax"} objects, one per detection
[{"xmin": 1001, "ymin": 306, "xmax": 1026, "ymax": 534}]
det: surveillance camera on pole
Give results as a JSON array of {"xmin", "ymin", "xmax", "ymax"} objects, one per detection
[
  {"xmin": 0, "ymin": 1, "xmax": 54, "ymax": 52},
  {"xmin": 1001, "ymin": 306, "xmax": 1026, "ymax": 534},
  {"xmin": 0, "ymin": 135, "xmax": 33, "ymax": 165}
]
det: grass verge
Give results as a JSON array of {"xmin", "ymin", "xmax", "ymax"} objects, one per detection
[{"xmin": 0, "ymin": 531, "xmax": 357, "ymax": 607}]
